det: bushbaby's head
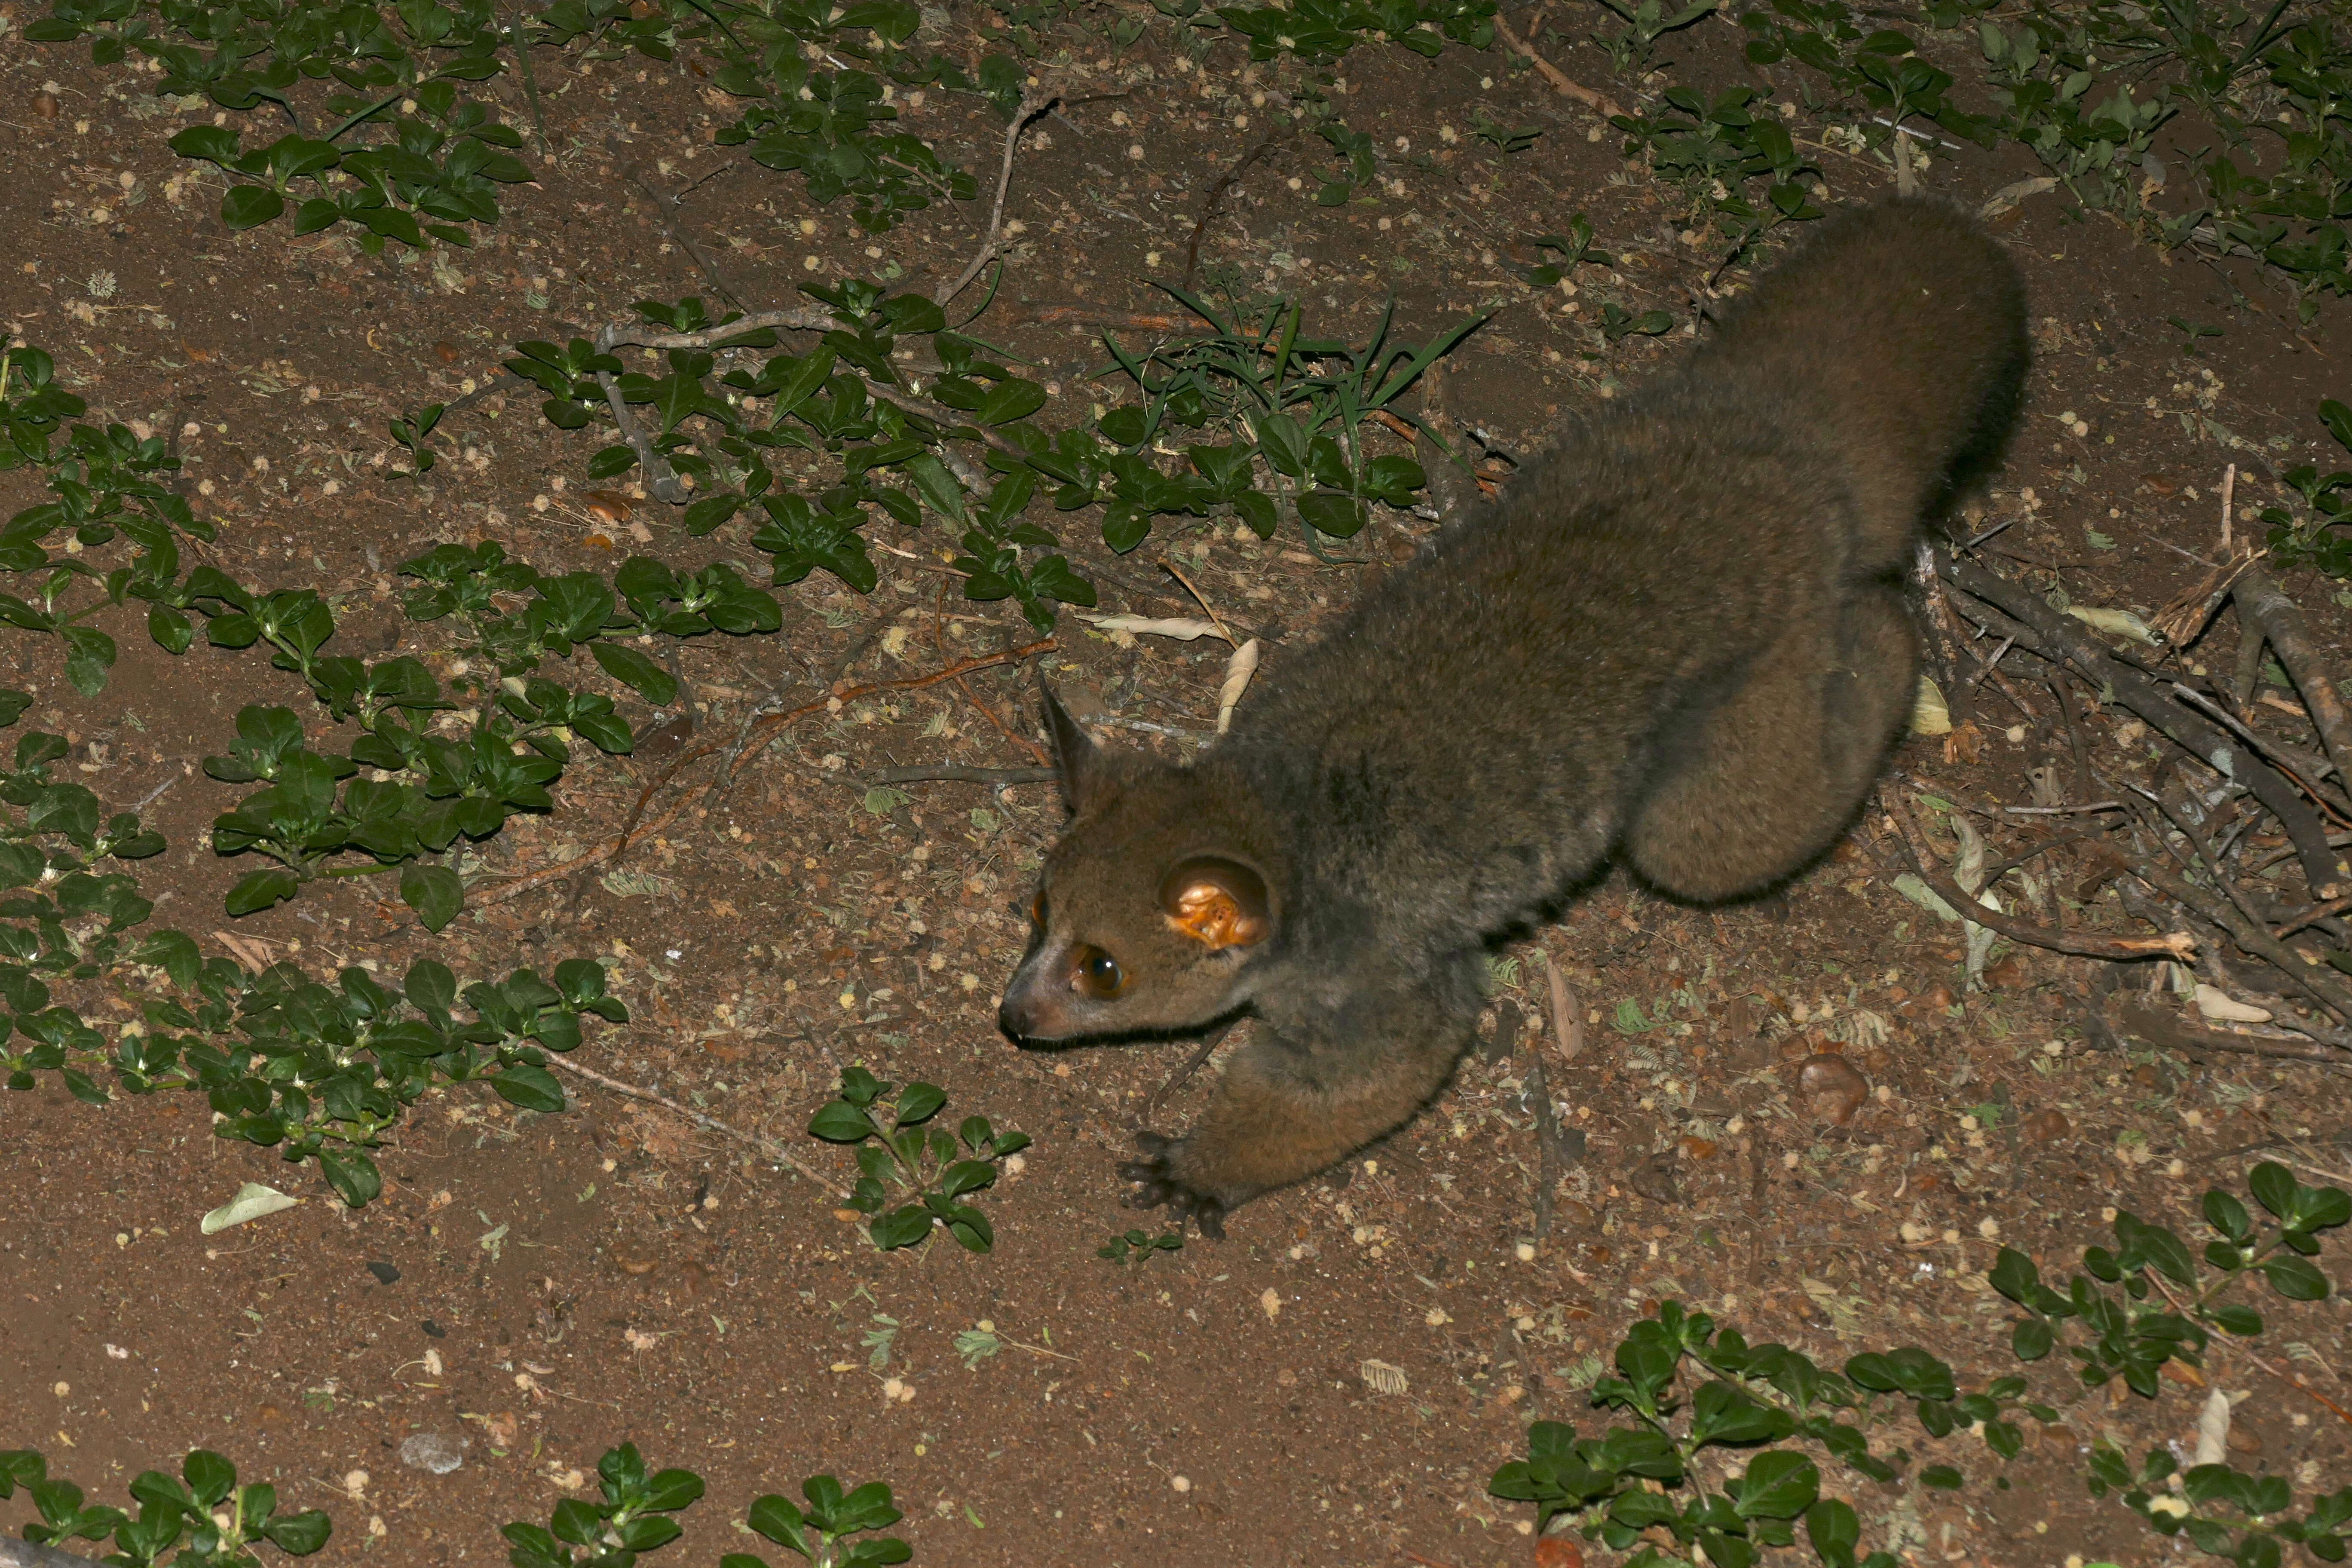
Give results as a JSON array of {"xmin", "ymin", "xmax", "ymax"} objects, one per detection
[{"xmin": 998, "ymin": 684, "xmax": 1280, "ymax": 1044}]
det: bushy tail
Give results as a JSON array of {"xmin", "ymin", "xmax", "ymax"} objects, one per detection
[{"xmin": 1695, "ymin": 197, "xmax": 2029, "ymax": 569}]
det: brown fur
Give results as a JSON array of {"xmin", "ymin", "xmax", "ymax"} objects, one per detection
[{"xmin": 998, "ymin": 199, "xmax": 2028, "ymax": 1234}]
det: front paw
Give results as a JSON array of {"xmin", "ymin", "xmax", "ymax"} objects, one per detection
[{"xmin": 1118, "ymin": 1131, "xmax": 1229, "ymax": 1239}]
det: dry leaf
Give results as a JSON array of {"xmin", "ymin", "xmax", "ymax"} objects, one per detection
[
  {"xmin": 2067, "ymin": 605, "xmax": 2159, "ymax": 646},
  {"xmin": 1978, "ymin": 176, "xmax": 2058, "ymax": 218},
  {"xmin": 1359, "ymin": 1359, "xmax": 1408, "ymax": 1395},
  {"xmin": 1078, "ymin": 613, "xmax": 1226, "ymax": 642},
  {"xmin": 2193, "ymin": 984, "xmax": 2271, "ymax": 1024},
  {"xmin": 1910, "ymin": 673, "xmax": 1951, "ymax": 735},
  {"xmin": 1217, "ymin": 638, "xmax": 1262, "ymax": 735},
  {"xmin": 201, "ymin": 1182, "xmax": 300, "ymax": 1234}
]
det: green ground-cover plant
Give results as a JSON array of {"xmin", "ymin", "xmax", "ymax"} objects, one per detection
[
  {"xmin": 1093, "ymin": 288, "xmax": 1460, "ymax": 552},
  {"xmin": 1990, "ymin": 1160, "xmax": 2348, "ymax": 1390},
  {"xmin": 1494, "ymin": 1162, "xmax": 2349, "ymax": 1565},
  {"xmin": 84, "ymin": 946, "xmax": 620, "ymax": 1204},
  {"xmin": 501, "ymin": 1444, "xmax": 911, "ymax": 1568},
  {"xmin": 0, "ymin": 1447, "xmax": 331, "ymax": 1568},
  {"xmin": 1614, "ymin": 83, "xmax": 1822, "ymax": 253},
  {"xmin": 2090, "ymin": 1442, "xmax": 2352, "ymax": 1565},
  {"xmin": 33, "ymin": 0, "xmax": 532, "ymax": 249},
  {"xmin": 0, "ymin": 347, "xmax": 216, "ymax": 695},
  {"xmin": 2265, "ymin": 398, "xmax": 2352, "ymax": 576},
  {"xmin": 508, "ymin": 278, "xmax": 1465, "ymax": 624},
  {"xmin": 1098, "ymin": 1227, "xmax": 1184, "ymax": 1265},
  {"xmin": 1163, "ymin": 0, "xmax": 1497, "ymax": 64},
  {"xmin": 807, "ymin": 1066, "xmax": 1030, "ymax": 1252}
]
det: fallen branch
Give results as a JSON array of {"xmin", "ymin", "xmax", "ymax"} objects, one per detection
[
  {"xmin": 939, "ymin": 85, "xmax": 1063, "ymax": 310},
  {"xmin": 1182, "ymin": 122, "xmax": 1291, "ymax": 293},
  {"xmin": 479, "ymin": 640, "xmax": 1054, "ymax": 904},
  {"xmin": 2237, "ymin": 560, "xmax": 2352, "ymax": 796},
  {"xmin": 0, "ymin": 1540, "xmax": 104, "ymax": 1568},
  {"xmin": 1942, "ymin": 549, "xmax": 2340, "ymax": 891},
  {"xmin": 1883, "ymin": 792, "xmax": 2196, "ymax": 962},
  {"xmin": 544, "ymin": 1054, "xmax": 847, "ymax": 1193},
  {"xmin": 1494, "ymin": 8, "xmax": 1627, "ymax": 121},
  {"xmin": 867, "ymin": 764, "xmax": 1057, "ymax": 787},
  {"xmin": 2114, "ymin": 999, "xmax": 2346, "ymax": 1065}
]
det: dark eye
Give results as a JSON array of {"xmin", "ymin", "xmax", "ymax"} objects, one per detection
[{"xmin": 1075, "ymin": 946, "xmax": 1124, "ymax": 998}]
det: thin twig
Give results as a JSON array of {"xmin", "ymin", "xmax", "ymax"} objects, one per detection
[
  {"xmin": 543, "ymin": 1054, "xmax": 847, "ymax": 1193},
  {"xmin": 1181, "ymin": 123, "xmax": 1290, "ymax": 293},
  {"xmin": 481, "ymin": 641, "xmax": 1054, "ymax": 905},
  {"xmin": 1493, "ymin": 9, "xmax": 1627, "ymax": 120},
  {"xmin": 939, "ymin": 86, "xmax": 1063, "ymax": 310},
  {"xmin": 622, "ymin": 158, "xmax": 746, "ymax": 311},
  {"xmin": 2237, "ymin": 560, "xmax": 2352, "ymax": 812},
  {"xmin": 867, "ymin": 765, "xmax": 1057, "ymax": 787},
  {"xmin": 1141, "ymin": 1020, "xmax": 1236, "ymax": 1125},
  {"xmin": 1883, "ymin": 793, "xmax": 2195, "ymax": 962}
]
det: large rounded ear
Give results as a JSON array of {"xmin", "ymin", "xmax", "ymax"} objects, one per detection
[
  {"xmin": 1158, "ymin": 856, "xmax": 1272, "ymax": 949},
  {"xmin": 1038, "ymin": 674, "xmax": 1101, "ymax": 812}
]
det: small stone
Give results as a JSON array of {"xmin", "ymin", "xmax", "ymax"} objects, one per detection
[
  {"xmin": 366, "ymin": 1261, "xmax": 400, "ymax": 1285},
  {"xmin": 1170, "ymin": 1475, "xmax": 1191, "ymax": 1493},
  {"xmin": 2226, "ymin": 1423, "xmax": 2263, "ymax": 1456},
  {"xmin": 33, "ymin": 92, "xmax": 60, "ymax": 121},
  {"xmin": 2024, "ymin": 1108, "xmax": 2071, "ymax": 1143},
  {"xmin": 1798, "ymin": 1054, "xmax": 1869, "ymax": 1125}
]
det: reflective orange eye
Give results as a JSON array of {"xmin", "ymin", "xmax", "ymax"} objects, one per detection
[
  {"xmin": 1075, "ymin": 946, "xmax": 1124, "ymax": 998},
  {"xmin": 1029, "ymin": 889, "xmax": 1047, "ymax": 927}
]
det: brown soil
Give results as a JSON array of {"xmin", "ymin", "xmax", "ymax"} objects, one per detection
[{"xmin": 3, "ymin": 6, "xmax": 2351, "ymax": 1568}]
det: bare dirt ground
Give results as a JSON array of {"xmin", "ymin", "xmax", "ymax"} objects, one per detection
[{"xmin": 4, "ymin": 3, "xmax": 2352, "ymax": 1565}]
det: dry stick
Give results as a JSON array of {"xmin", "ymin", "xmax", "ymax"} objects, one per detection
[
  {"xmin": 2236, "ymin": 560, "xmax": 2352, "ymax": 807},
  {"xmin": 0, "ymin": 1538, "xmax": 102, "ymax": 1568},
  {"xmin": 1414, "ymin": 358, "xmax": 1482, "ymax": 525},
  {"xmin": 544, "ymin": 1054, "xmax": 847, "ymax": 1193},
  {"xmin": 1158, "ymin": 557, "xmax": 1235, "ymax": 646},
  {"xmin": 1180, "ymin": 123, "xmax": 1290, "ymax": 293},
  {"xmin": 992, "ymin": 302, "xmax": 1213, "ymax": 332},
  {"xmin": 1942, "ymin": 550, "xmax": 2340, "ymax": 891},
  {"xmin": 1882, "ymin": 793, "xmax": 2195, "ymax": 962},
  {"xmin": 1530, "ymin": 956, "xmax": 1582, "ymax": 1242},
  {"xmin": 867, "ymin": 764, "xmax": 1057, "ymax": 786},
  {"xmin": 622, "ymin": 159, "xmax": 747, "ymax": 312},
  {"xmin": 2125, "ymin": 789, "xmax": 2352, "ymax": 1031},
  {"xmin": 1140, "ymin": 1020, "xmax": 1237, "ymax": 1126},
  {"xmin": 480, "ymin": 642, "xmax": 1053, "ymax": 905},
  {"xmin": 935, "ymin": 586, "xmax": 1052, "ymax": 767},
  {"xmin": 2274, "ymin": 893, "xmax": 2352, "ymax": 938},
  {"xmin": 1493, "ymin": 8, "xmax": 1627, "ymax": 120},
  {"xmin": 2140, "ymin": 1268, "xmax": 2352, "ymax": 1424},
  {"xmin": 937, "ymin": 86, "xmax": 1063, "ymax": 310},
  {"xmin": 2114, "ymin": 998, "xmax": 2347, "ymax": 1066}
]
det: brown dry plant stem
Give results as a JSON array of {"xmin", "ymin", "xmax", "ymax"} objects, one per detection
[
  {"xmin": 1413, "ymin": 358, "xmax": 1481, "ymax": 524},
  {"xmin": 2236, "ymin": 560, "xmax": 2352, "ymax": 799},
  {"xmin": 1141, "ymin": 1020, "xmax": 1237, "ymax": 1125},
  {"xmin": 867, "ymin": 764, "xmax": 1057, "ymax": 787},
  {"xmin": 2124, "ymin": 789, "xmax": 2352, "ymax": 1035},
  {"xmin": 1181, "ymin": 123, "xmax": 1290, "ymax": 293},
  {"xmin": 935, "ymin": 587, "xmax": 1051, "ymax": 766},
  {"xmin": 1494, "ymin": 8, "xmax": 1627, "ymax": 121},
  {"xmin": 0, "ymin": 1536, "xmax": 102, "ymax": 1568},
  {"xmin": 1882, "ymin": 793, "xmax": 2196, "ymax": 962},
  {"xmin": 1942, "ymin": 551, "xmax": 2340, "ymax": 890},
  {"xmin": 482, "ymin": 640, "xmax": 1054, "ymax": 904},
  {"xmin": 542, "ymin": 1054, "xmax": 847, "ymax": 1193},
  {"xmin": 2115, "ymin": 998, "xmax": 2347, "ymax": 1066},
  {"xmin": 939, "ymin": 86, "xmax": 1063, "ymax": 311},
  {"xmin": 620, "ymin": 153, "xmax": 746, "ymax": 311}
]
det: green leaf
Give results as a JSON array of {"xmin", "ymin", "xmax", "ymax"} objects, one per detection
[
  {"xmin": 808, "ymin": 1101, "xmax": 878, "ymax": 1142},
  {"xmin": 263, "ymin": 1510, "xmax": 332, "ymax": 1555},
  {"xmin": 2251, "ymin": 1161, "xmax": 2298, "ymax": 1218},
  {"xmin": 868, "ymin": 1205, "xmax": 934, "ymax": 1249},
  {"xmin": 893, "ymin": 1081, "xmax": 947, "ymax": 1126},
  {"xmin": 493, "ymin": 1063, "xmax": 567, "ymax": 1113},
  {"xmin": 221, "ymin": 185, "xmax": 287, "ymax": 230},
  {"xmin": 224, "ymin": 869, "xmax": 302, "ymax": 916},
  {"xmin": 899, "ymin": 451, "xmax": 968, "ymax": 524},
  {"xmin": 400, "ymin": 864, "xmax": 464, "ymax": 932},
  {"xmin": 591, "ymin": 642, "xmax": 680, "ymax": 705},
  {"xmin": 2260, "ymin": 1253, "xmax": 2330, "ymax": 1300},
  {"xmin": 318, "ymin": 1149, "xmax": 383, "ymax": 1207},
  {"xmin": 1733, "ymin": 1450, "xmax": 1819, "ymax": 1519}
]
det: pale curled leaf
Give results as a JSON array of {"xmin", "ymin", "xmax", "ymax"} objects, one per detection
[
  {"xmin": 1078, "ymin": 613, "xmax": 1227, "ymax": 642},
  {"xmin": 201, "ymin": 1182, "xmax": 300, "ymax": 1234},
  {"xmin": 2067, "ymin": 605, "xmax": 2160, "ymax": 646},
  {"xmin": 1890, "ymin": 873, "xmax": 1962, "ymax": 923},
  {"xmin": 2193, "ymin": 984, "xmax": 2272, "ymax": 1024},
  {"xmin": 2192, "ymin": 1388, "xmax": 2232, "ymax": 1467},
  {"xmin": 1910, "ymin": 673, "xmax": 1952, "ymax": 736},
  {"xmin": 1217, "ymin": 638, "xmax": 1262, "ymax": 735},
  {"xmin": 1359, "ymin": 1359, "xmax": 1409, "ymax": 1395}
]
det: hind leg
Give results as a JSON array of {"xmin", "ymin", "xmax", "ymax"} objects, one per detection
[{"xmin": 1624, "ymin": 583, "xmax": 1916, "ymax": 902}]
